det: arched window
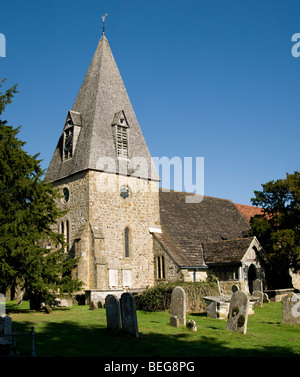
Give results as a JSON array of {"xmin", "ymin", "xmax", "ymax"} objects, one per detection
[
  {"xmin": 125, "ymin": 227, "xmax": 130, "ymax": 258},
  {"xmin": 60, "ymin": 220, "xmax": 70, "ymax": 253},
  {"xmin": 156, "ymin": 255, "xmax": 166, "ymax": 280},
  {"xmin": 66, "ymin": 220, "xmax": 70, "ymax": 253}
]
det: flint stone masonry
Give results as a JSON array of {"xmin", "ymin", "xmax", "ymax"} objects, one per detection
[
  {"xmin": 170, "ymin": 286, "xmax": 186, "ymax": 325},
  {"xmin": 282, "ymin": 293, "xmax": 300, "ymax": 325},
  {"xmin": 105, "ymin": 294, "xmax": 121, "ymax": 330},
  {"xmin": 120, "ymin": 293, "xmax": 139, "ymax": 337},
  {"xmin": 227, "ymin": 291, "xmax": 249, "ymax": 334}
]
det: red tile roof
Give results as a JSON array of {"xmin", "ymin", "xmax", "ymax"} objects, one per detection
[{"xmin": 234, "ymin": 203, "xmax": 263, "ymax": 224}]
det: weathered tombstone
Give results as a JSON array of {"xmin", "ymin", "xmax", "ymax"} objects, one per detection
[
  {"xmin": 252, "ymin": 279, "xmax": 263, "ymax": 292},
  {"xmin": 0, "ymin": 315, "xmax": 12, "ymax": 345},
  {"xmin": 120, "ymin": 293, "xmax": 139, "ymax": 337},
  {"xmin": 3, "ymin": 316, "xmax": 12, "ymax": 337},
  {"xmin": 0, "ymin": 293, "xmax": 5, "ymax": 317},
  {"xmin": 0, "ymin": 315, "xmax": 13, "ymax": 354},
  {"xmin": 170, "ymin": 315, "xmax": 179, "ymax": 327},
  {"xmin": 227, "ymin": 291, "xmax": 249, "ymax": 334},
  {"xmin": 105, "ymin": 294, "xmax": 121, "ymax": 330},
  {"xmin": 170, "ymin": 286, "xmax": 186, "ymax": 325},
  {"xmin": 252, "ymin": 290, "xmax": 264, "ymax": 307},
  {"xmin": 282, "ymin": 293, "xmax": 300, "ymax": 325}
]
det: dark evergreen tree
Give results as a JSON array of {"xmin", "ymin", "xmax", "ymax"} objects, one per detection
[
  {"xmin": 0, "ymin": 79, "xmax": 83, "ymax": 308},
  {"xmin": 250, "ymin": 171, "xmax": 300, "ymax": 288}
]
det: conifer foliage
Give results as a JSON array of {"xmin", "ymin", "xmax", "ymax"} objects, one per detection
[
  {"xmin": 0, "ymin": 79, "xmax": 82, "ymax": 308},
  {"xmin": 250, "ymin": 171, "xmax": 300, "ymax": 288}
]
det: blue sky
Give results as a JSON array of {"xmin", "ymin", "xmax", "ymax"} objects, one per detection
[{"xmin": 1, "ymin": 0, "xmax": 299, "ymax": 205}]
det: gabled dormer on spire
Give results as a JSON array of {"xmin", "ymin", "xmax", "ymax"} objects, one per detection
[
  {"xmin": 45, "ymin": 30, "xmax": 159, "ymax": 182},
  {"xmin": 63, "ymin": 110, "xmax": 82, "ymax": 161},
  {"xmin": 112, "ymin": 110, "xmax": 130, "ymax": 159}
]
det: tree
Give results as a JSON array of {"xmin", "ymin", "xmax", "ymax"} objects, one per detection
[
  {"xmin": 250, "ymin": 171, "xmax": 300, "ymax": 288},
  {"xmin": 0, "ymin": 79, "xmax": 83, "ymax": 308}
]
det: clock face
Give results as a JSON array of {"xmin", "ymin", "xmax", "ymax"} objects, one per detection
[{"xmin": 120, "ymin": 186, "xmax": 129, "ymax": 200}]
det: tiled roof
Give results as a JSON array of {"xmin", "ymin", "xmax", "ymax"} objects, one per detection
[
  {"xmin": 234, "ymin": 203, "xmax": 263, "ymax": 224},
  {"xmin": 157, "ymin": 190, "xmax": 252, "ymax": 268},
  {"xmin": 203, "ymin": 237, "xmax": 255, "ymax": 265}
]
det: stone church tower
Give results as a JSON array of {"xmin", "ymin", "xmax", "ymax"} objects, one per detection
[{"xmin": 45, "ymin": 30, "xmax": 161, "ymax": 303}]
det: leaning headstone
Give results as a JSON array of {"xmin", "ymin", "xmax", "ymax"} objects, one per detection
[
  {"xmin": 170, "ymin": 315, "xmax": 179, "ymax": 327},
  {"xmin": 227, "ymin": 290, "xmax": 249, "ymax": 334},
  {"xmin": 105, "ymin": 294, "xmax": 121, "ymax": 330},
  {"xmin": 253, "ymin": 279, "xmax": 263, "ymax": 292},
  {"xmin": 170, "ymin": 286, "xmax": 186, "ymax": 325},
  {"xmin": 282, "ymin": 293, "xmax": 300, "ymax": 325},
  {"xmin": 120, "ymin": 293, "xmax": 139, "ymax": 337},
  {"xmin": 252, "ymin": 290, "xmax": 264, "ymax": 307}
]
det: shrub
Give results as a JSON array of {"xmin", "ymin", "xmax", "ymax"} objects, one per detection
[{"xmin": 135, "ymin": 281, "xmax": 219, "ymax": 312}]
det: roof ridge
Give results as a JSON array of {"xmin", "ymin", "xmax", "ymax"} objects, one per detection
[{"xmin": 159, "ymin": 188, "xmax": 233, "ymax": 202}]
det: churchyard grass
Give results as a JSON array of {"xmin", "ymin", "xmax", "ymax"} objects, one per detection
[{"xmin": 6, "ymin": 300, "xmax": 300, "ymax": 357}]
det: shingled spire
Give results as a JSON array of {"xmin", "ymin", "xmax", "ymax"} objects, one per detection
[{"xmin": 45, "ymin": 31, "xmax": 159, "ymax": 182}]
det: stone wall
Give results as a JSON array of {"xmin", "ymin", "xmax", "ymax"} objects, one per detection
[
  {"xmin": 88, "ymin": 171, "xmax": 160, "ymax": 290},
  {"xmin": 55, "ymin": 170, "xmax": 160, "ymax": 292},
  {"xmin": 153, "ymin": 237, "xmax": 180, "ymax": 283},
  {"xmin": 54, "ymin": 171, "xmax": 90, "ymax": 288}
]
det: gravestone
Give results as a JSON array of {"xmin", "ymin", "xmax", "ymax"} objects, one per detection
[
  {"xmin": 0, "ymin": 315, "xmax": 12, "ymax": 336},
  {"xmin": 252, "ymin": 290, "xmax": 264, "ymax": 307},
  {"xmin": 105, "ymin": 294, "xmax": 121, "ymax": 330},
  {"xmin": 227, "ymin": 290, "xmax": 249, "ymax": 334},
  {"xmin": 170, "ymin": 315, "xmax": 179, "ymax": 327},
  {"xmin": 253, "ymin": 279, "xmax": 263, "ymax": 292},
  {"xmin": 282, "ymin": 293, "xmax": 300, "ymax": 325},
  {"xmin": 0, "ymin": 293, "xmax": 5, "ymax": 317},
  {"xmin": 120, "ymin": 293, "xmax": 139, "ymax": 337},
  {"xmin": 170, "ymin": 286, "xmax": 186, "ymax": 325},
  {"xmin": 0, "ymin": 315, "xmax": 13, "ymax": 349}
]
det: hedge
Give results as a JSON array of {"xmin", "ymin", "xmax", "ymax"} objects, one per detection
[{"xmin": 135, "ymin": 280, "xmax": 219, "ymax": 312}]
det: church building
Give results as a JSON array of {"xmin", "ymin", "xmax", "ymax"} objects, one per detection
[{"xmin": 45, "ymin": 28, "xmax": 266, "ymax": 304}]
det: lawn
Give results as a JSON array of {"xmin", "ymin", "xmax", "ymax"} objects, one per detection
[{"xmin": 5, "ymin": 300, "xmax": 300, "ymax": 357}]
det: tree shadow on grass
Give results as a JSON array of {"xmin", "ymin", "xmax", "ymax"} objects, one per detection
[{"xmin": 11, "ymin": 320, "xmax": 300, "ymax": 358}]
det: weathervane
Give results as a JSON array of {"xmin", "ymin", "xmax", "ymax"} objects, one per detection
[{"xmin": 102, "ymin": 13, "xmax": 108, "ymax": 35}]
